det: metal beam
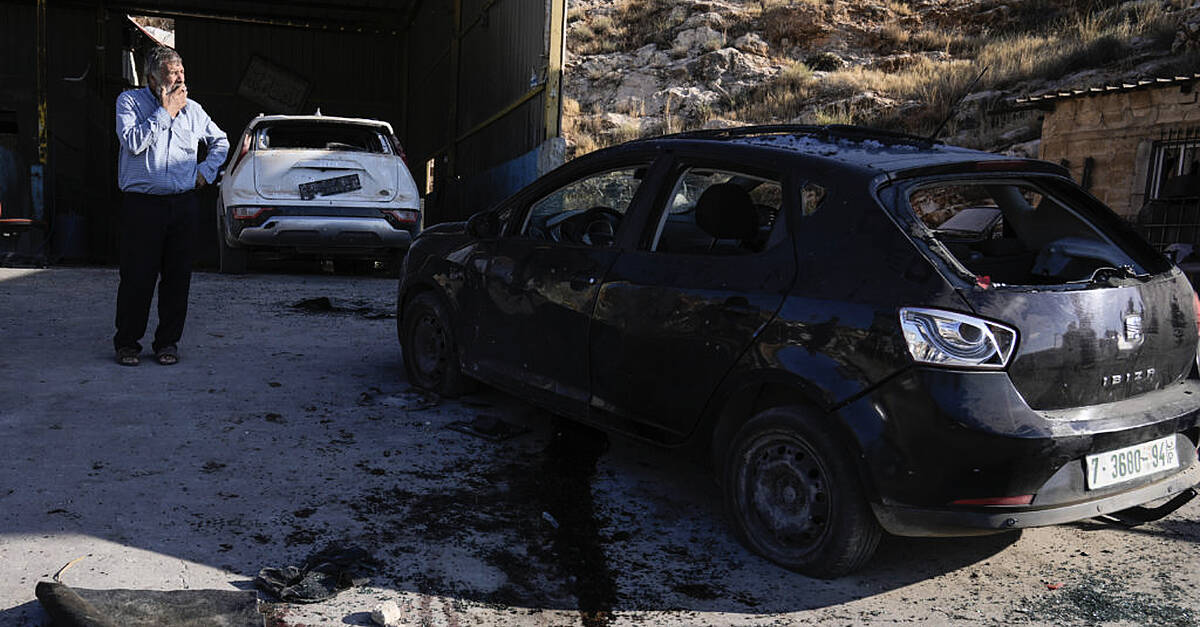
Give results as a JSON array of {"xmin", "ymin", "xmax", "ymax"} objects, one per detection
[
  {"xmin": 456, "ymin": 83, "xmax": 544, "ymax": 144},
  {"xmin": 544, "ymin": 0, "xmax": 565, "ymax": 140},
  {"xmin": 35, "ymin": 0, "xmax": 46, "ymax": 165},
  {"xmin": 46, "ymin": 0, "xmax": 408, "ymax": 33}
]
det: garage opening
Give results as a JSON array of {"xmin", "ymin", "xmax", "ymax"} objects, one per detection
[{"xmin": 0, "ymin": 0, "xmax": 567, "ymax": 265}]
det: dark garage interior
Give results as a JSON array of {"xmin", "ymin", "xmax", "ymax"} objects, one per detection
[{"xmin": 0, "ymin": 0, "xmax": 567, "ymax": 266}]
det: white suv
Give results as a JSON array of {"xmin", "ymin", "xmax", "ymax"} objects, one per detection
[{"xmin": 216, "ymin": 113, "xmax": 420, "ymax": 273}]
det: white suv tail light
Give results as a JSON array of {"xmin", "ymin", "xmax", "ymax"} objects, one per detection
[{"xmin": 900, "ymin": 307, "xmax": 1017, "ymax": 369}]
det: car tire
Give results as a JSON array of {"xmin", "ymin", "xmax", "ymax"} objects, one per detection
[
  {"xmin": 217, "ymin": 219, "xmax": 248, "ymax": 274},
  {"xmin": 723, "ymin": 406, "xmax": 881, "ymax": 578},
  {"xmin": 401, "ymin": 291, "xmax": 473, "ymax": 397}
]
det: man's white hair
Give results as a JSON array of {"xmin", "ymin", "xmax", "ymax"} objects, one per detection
[{"xmin": 144, "ymin": 46, "xmax": 182, "ymax": 87}]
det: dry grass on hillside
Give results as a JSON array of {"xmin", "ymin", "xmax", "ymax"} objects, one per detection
[
  {"xmin": 565, "ymin": 0, "xmax": 1192, "ymax": 156},
  {"xmin": 730, "ymin": 0, "xmax": 1182, "ymax": 136},
  {"xmin": 569, "ymin": 0, "xmax": 683, "ymax": 55}
]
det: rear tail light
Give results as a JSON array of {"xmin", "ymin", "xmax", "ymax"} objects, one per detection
[
  {"xmin": 232, "ymin": 206, "xmax": 271, "ymax": 221},
  {"xmin": 900, "ymin": 307, "xmax": 1017, "ymax": 369},
  {"xmin": 383, "ymin": 209, "xmax": 419, "ymax": 227},
  {"xmin": 950, "ymin": 495, "xmax": 1033, "ymax": 506}
]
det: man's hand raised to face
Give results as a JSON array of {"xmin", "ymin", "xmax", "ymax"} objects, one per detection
[{"xmin": 159, "ymin": 82, "xmax": 187, "ymax": 118}]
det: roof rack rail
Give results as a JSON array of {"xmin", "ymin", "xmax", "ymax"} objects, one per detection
[{"xmin": 663, "ymin": 124, "xmax": 939, "ymax": 147}]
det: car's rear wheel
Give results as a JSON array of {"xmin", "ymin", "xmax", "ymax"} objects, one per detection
[
  {"xmin": 724, "ymin": 406, "xmax": 881, "ymax": 578},
  {"xmin": 401, "ymin": 292, "xmax": 472, "ymax": 397},
  {"xmin": 216, "ymin": 218, "xmax": 247, "ymax": 274}
]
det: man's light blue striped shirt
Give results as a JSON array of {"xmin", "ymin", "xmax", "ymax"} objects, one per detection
[{"xmin": 115, "ymin": 87, "xmax": 228, "ymax": 195}]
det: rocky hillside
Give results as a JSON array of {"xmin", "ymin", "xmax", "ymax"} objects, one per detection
[{"xmin": 562, "ymin": 0, "xmax": 1200, "ymax": 156}]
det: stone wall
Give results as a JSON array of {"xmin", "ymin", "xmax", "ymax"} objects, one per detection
[{"xmin": 1039, "ymin": 85, "xmax": 1200, "ymax": 218}]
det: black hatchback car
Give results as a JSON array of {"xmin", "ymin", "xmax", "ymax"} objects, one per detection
[{"xmin": 396, "ymin": 125, "xmax": 1200, "ymax": 577}]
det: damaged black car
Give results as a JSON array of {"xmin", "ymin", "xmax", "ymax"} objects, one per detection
[{"xmin": 396, "ymin": 125, "xmax": 1200, "ymax": 577}]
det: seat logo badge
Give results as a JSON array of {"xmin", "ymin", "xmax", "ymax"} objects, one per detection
[{"xmin": 1118, "ymin": 313, "xmax": 1143, "ymax": 350}]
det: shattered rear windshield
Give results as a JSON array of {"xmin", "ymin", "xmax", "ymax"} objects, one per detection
[
  {"xmin": 259, "ymin": 123, "xmax": 388, "ymax": 153},
  {"xmin": 902, "ymin": 178, "xmax": 1167, "ymax": 285}
]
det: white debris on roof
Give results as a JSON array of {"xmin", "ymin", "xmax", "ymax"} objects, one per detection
[{"xmin": 731, "ymin": 133, "xmax": 930, "ymax": 155}]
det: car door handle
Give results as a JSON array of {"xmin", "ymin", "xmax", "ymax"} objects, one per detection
[{"xmin": 720, "ymin": 296, "xmax": 757, "ymax": 315}]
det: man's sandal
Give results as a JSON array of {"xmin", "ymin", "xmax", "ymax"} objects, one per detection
[
  {"xmin": 155, "ymin": 346, "xmax": 179, "ymax": 366},
  {"xmin": 116, "ymin": 347, "xmax": 140, "ymax": 367}
]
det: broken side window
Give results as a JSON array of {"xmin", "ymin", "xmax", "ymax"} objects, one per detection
[
  {"xmin": 520, "ymin": 166, "xmax": 647, "ymax": 246},
  {"xmin": 649, "ymin": 168, "xmax": 783, "ymax": 255}
]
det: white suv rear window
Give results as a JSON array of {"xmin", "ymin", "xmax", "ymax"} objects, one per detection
[{"xmin": 260, "ymin": 124, "xmax": 387, "ymax": 153}]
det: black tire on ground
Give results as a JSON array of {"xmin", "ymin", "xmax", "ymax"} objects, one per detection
[
  {"xmin": 217, "ymin": 219, "xmax": 248, "ymax": 274},
  {"xmin": 723, "ymin": 406, "xmax": 882, "ymax": 578},
  {"xmin": 400, "ymin": 291, "xmax": 473, "ymax": 397}
]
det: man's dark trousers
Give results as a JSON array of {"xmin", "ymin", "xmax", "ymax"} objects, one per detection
[{"xmin": 113, "ymin": 190, "xmax": 198, "ymax": 353}]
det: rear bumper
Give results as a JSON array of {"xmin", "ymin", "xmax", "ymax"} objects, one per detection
[
  {"xmin": 840, "ymin": 367, "xmax": 1200, "ymax": 536},
  {"xmin": 872, "ymin": 459, "xmax": 1200, "ymax": 536},
  {"xmin": 234, "ymin": 215, "xmax": 415, "ymax": 251}
]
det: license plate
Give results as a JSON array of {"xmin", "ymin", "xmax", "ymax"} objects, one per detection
[
  {"xmin": 1085, "ymin": 435, "xmax": 1178, "ymax": 490},
  {"xmin": 299, "ymin": 173, "xmax": 361, "ymax": 200}
]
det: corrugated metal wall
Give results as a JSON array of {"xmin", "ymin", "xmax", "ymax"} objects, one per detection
[
  {"xmin": 454, "ymin": 0, "xmax": 547, "ymax": 173},
  {"xmin": 0, "ymin": 4, "xmax": 38, "ymax": 170},
  {"xmin": 177, "ymin": 19, "xmax": 404, "ymax": 150},
  {"xmin": 407, "ymin": 0, "xmax": 556, "ymax": 224}
]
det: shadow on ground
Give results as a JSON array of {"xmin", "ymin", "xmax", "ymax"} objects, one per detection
[{"xmin": 0, "ymin": 266, "xmax": 1025, "ymax": 625}]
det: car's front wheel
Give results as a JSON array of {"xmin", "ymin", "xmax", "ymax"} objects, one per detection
[
  {"xmin": 724, "ymin": 406, "xmax": 881, "ymax": 578},
  {"xmin": 401, "ymin": 291, "xmax": 472, "ymax": 397}
]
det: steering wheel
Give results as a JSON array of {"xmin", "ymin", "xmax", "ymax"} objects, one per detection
[{"xmin": 577, "ymin": 206, "xmax": 622, "ymax": 247}]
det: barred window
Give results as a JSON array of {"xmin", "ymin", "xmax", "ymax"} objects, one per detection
[{"xmin": 1147, "ymin": 130, "xmax": 1200, "ymax": 200}]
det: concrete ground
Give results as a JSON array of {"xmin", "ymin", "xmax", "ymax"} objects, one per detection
[{"xmin": 1, "ymin": 266, "xmax": 1198, "ymax": 626}]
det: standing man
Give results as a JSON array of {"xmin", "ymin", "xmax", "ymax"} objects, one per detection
[{"xmin": 113, "ymin": 46, "xmax": 227, "ymax": 366}]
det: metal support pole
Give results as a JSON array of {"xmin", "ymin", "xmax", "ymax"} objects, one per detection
[
  {"xmin": 544, "ymin": 0, "xmax": 565, "ymax": 140},
  {"xmin": 35, "ymin": 0, "xmax": 47, "ymax": 166},
  {"xmin": 446, "ymin": 0, "xmax": 461, "ymax": 190}
]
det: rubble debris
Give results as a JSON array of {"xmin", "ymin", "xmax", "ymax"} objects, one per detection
[
  {"xmin": 446, "ymin": 414, "xmax": 531, "ymax": 442},
  {"xmin": 290, "ymin": 296, "xmax": 394, "ymax": 319},
  {"xmin": 370, "ymin": 600, "xmax": 403, "ymax": 626},
  {"xmin": 256, "ymin": 542, "xmax": 378, "ymax": 603},
  {"xmin": 381, "ymin": 388, "xmax": 440, "ymax": 412}
]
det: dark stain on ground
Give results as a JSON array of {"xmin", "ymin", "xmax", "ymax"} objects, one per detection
[
  {"xmin": 348, "ymin": 418, "xmax": 617, "ymax": 623},
  {"xmin": 673, "ymin": 583, "xmax": 723, "ymax": 601},
  {"xmin": 539, "ymin": 419, "xmax": 617, "ymax": 627},
  {"xmin": 285, "ymin": 527, "xmax": 322, "ymax": 546}
]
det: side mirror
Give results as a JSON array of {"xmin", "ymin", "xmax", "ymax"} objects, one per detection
[{"xmin": 466, "ymin": 211, "xmax": 501, "ymax": 240}]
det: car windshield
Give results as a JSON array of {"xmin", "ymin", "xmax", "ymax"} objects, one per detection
[{"xmin": 259, "ymin": 123, "xmax": 387, "ymax": 153}]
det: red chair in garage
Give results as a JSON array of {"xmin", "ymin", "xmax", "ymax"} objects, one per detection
[{"xmin": 0, "ymin": 200, "xmax": 47, "ymax": 266}]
